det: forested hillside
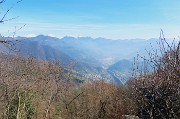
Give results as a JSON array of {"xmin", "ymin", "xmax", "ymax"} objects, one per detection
[
  {"xmin": 0, "ymin": 0, "xmax": 180, "ymax": 119},
  {"xmin": 0, "ymin": 37, "xmax": 179, "ymax": 119}
]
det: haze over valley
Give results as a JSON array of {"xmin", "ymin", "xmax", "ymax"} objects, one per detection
[
  {"xmin": 0, "ymin": 35, "xmax": 177, "ymax": 84},
  {"xmin": 0, "ymin": 0, "xmax": 179, "ymax": 118}
]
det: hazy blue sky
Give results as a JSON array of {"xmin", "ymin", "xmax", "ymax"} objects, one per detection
[{"xmin": 1, "ymin": 0, "xmax": 180, "ymax": 39}]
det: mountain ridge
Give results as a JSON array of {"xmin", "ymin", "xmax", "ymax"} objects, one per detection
[{"xmin": 1, "ymin": 35, "xmax": 178, "ymax": 84}]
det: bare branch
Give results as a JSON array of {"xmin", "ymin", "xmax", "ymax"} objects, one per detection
[{"xmin": 0, "ymin": 0, "xmax": 22, "ymax": 23}]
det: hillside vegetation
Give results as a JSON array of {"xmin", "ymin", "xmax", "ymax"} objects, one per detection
[
  {"xmin": 0, "ymin": 0, "xmax": 179, "ymax": 118},
  {"xmin": 0, "ymin": 37, "xmax": 179, "ymax": 119}
]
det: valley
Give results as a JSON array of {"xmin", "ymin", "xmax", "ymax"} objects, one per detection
[{"xmin": 1, "ymin": 35, "xmax": 174, "ymax": 84}]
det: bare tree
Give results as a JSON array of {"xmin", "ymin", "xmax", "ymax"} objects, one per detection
[
  {"xmin": 0, "ymin": 0, "xmax": 25, "ymax": 49},
  {"xmin": 128, "ymin": 33, "xmax": 180, "ymax": 119}
]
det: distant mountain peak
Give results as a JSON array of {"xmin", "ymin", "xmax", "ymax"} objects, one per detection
[
  {"xmin": 63, "ymin": 36, "xmax": 76, "ymax": 39},
  {"xmin": 36, "ymin": 34, "xmax": 48, "ymax": 38}
]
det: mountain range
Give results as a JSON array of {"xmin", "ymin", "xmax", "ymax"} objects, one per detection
[{"xmin": 0, "ymin": 35, "xmax": 177, "ymax": 84}]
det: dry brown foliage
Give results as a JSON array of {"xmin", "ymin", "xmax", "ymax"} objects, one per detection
[
  {"xmin": 127, "ymin": 36, "xmax": 180, "ymax": 119},
  {"xmin": 0, "ymin": 54, "xmax": 128, "ymax": 119}
]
